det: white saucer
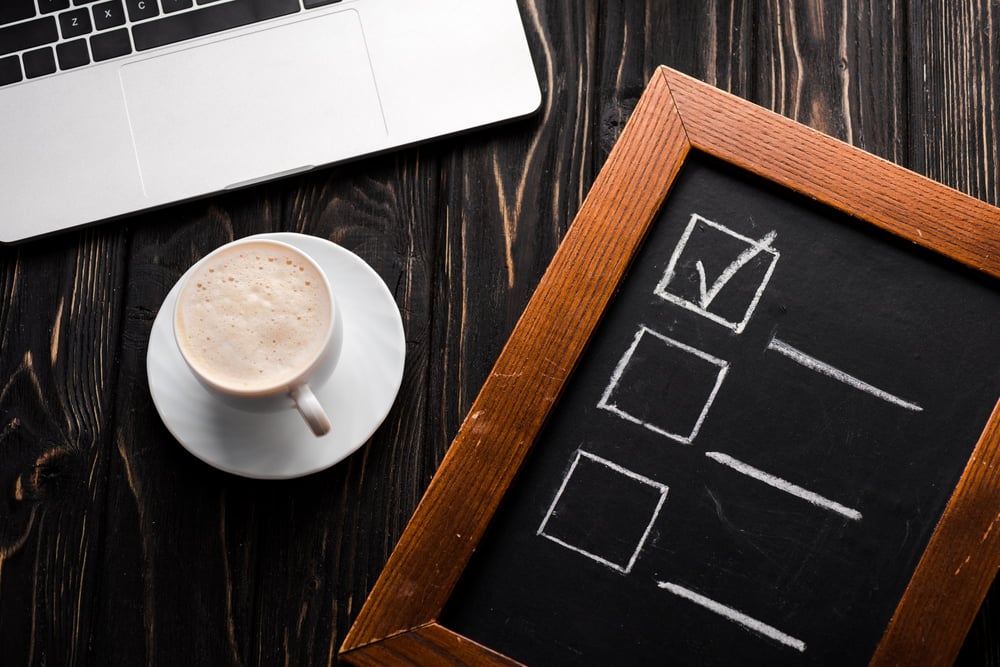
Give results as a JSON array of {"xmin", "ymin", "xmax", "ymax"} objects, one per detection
[{"xmin": 147, "ymin": 233, "xmax": 406, "ymax": 479}]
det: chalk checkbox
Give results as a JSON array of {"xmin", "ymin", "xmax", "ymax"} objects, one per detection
[
  {"xmin": 597, "ymin": 325, "xmax": 728, "ymax": 444},
  {"xmin": 655, "ymin": 212, "xmax": 780, "ymax": 333},
  {"xmin": 537, "ymin": 450, "xmax": 669, "ymax": 574}
]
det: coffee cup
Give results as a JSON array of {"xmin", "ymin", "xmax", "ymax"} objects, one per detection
[{"xmin": 172, "ymin": 237, "xmax": 342, "ymax": 436}]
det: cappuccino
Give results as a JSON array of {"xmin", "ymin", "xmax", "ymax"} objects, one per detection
[{"xmin": 175, "ymin": 240, "xmax": 333, "ymax": 394}]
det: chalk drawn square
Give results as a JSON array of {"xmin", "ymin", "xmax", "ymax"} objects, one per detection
[
  {"xmin": 654, "ymin": 213, "xmax": 779, "ymax": 333},
  {"xmin": 537, "ymin": 450, "xmax": 669, "ymax": 574},
  {"xmin": 598, "ymin": 326, "xmax": 729, "ymax": 444}
]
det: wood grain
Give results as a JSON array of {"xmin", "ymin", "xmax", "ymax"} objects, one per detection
[{"xmin": 0, "ymin": 230, "xmax": 127, "ymax": 664}]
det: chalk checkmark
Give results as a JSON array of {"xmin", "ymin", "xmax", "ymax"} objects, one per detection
[{"xmin": 694, "ymin": 230, "xmax": 777, "ymax": 309}]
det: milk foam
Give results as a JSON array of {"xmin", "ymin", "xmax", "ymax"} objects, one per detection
[{"xmin": 175, "ymin": 242, "xmax": 332, "ymax": 393}]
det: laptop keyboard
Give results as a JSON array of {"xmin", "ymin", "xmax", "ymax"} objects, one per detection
[{"xmin": 0, "ymin": 0, "xmax": 343, "ymax": 87}]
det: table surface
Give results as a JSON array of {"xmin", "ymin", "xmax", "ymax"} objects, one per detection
[{"xmin": 1, "ymin": 2, "xmax": 998, "ymax": 665}]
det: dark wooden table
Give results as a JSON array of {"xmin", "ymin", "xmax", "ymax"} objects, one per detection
[{"xmin": 2, "ymin": 2, "xmax": 997, "ymax": 664}]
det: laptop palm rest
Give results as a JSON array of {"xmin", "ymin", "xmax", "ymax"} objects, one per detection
[{"xmin": 119, "ymin": 10, "xmax": 386, "ymax": 201}]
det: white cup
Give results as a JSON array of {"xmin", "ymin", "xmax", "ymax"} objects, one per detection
[{"xmin": 172, "ymin": 238, "xmax": 342, "ymax": 436}]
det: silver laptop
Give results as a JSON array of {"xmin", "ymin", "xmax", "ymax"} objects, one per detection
[{"xmin": 0, "ymin": 0, "xmax": 541, "ymax": 243}]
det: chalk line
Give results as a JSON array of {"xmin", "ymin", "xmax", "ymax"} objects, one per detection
[
  {"xmin": 706, "ymin": 452, "xmax": 862, "ymax": 521},
  {"xmin": 537, "ymin": 450, "xmax": 669, "ymax": 574},
  {"xmin": 657, "ymin": 581, "xmax": 806, "ymax": 652},
  {"xmin": 597, "ymin": 325, "xmax": 729, "ymax": 444},
  {"xmin": 654, "ymin": 213, "xmax": 780, "ymax": 334},
  {"xmin": 695, "ymin": 230, "xmax": 778, "ymax": 309},
  {"xmin": 766, "ymin": 336, "xmax": 922, "ymax": 412}
]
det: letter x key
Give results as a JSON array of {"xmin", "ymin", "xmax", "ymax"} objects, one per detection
[{"xmin": 93, "ymin": 0, "xmax": 126, "ymax": 30}]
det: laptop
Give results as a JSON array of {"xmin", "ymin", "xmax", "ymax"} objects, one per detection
[{"xmin": 0, "ymin": 0, "xmax": 541, "ymax": 243}]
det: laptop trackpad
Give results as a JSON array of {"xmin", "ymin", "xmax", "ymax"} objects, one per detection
[{"xmin": 120, "ymin": 10, "xmax": 386, "ymax": 199}]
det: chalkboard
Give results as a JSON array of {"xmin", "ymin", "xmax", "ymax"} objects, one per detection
[
  {"xmin": 440, "ymin": 153, "xmax": 1000, "ymax": 665},
  {"xmin": 341, "ymin": 68, "xmax": 1000, "ymax": 666}
]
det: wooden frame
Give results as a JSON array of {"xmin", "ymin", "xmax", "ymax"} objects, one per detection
[{"xmin": 340, "ymin": 67, "xmax": 1000, "ymax": 666}]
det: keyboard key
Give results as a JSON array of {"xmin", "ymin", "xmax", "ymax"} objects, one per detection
[
  {"xmin": 125, "ymin": 0, "xmax": 158, "ymax": 22},
  {"xmin": 132, "ymin": 0, "xmax": 300, "ymax": 52},
  {"xmin": 57, "ymin": 38, "xmax": 90, "ymax": 69},
  {"xmin": 1, "ymin": 0, "xmax": 37, "ymax": 26},
  {"xmin": 0, "ymin": 56, "xmax": 22, "ymax": 86},
  {"xmin": 161, "ymin": 0, "xmax": 193, "ymax": 14},
  {"xmin": 39, "ymin": 0, "xmax": 71, "ymax": 14},
  {"xmin": 23, "ymin": 47, "xmax": 57, "ymax": 78},
  {"xmin": 303, "ymin": 0, "xmax": 342, "ymax": 8},
  {"xmin": 59, "ymin": 8, "xmax": 93, "ymax": 38},
  {"xmin": 74, "ymin": 0, "xmax": 101, "ymax": 5},
  {"xmin": 93, "ymin": 0, "xmax": 125, "ymax": 30},
  {"xmin": 0, "ymin": 17, "xmax": 59, "ymax": 57},
  {"xmin": 90, "ymin": 26, "xmax": 130, "ymax": 60}
]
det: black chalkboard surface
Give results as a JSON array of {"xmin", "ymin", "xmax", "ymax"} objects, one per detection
[
  {"xmin": 440, "ymin": 153, "xmax": 1000, "ymax": 665},
  {"xmin": 341, "ymin": 67, "xmax": 1000, "ymax": 667}
]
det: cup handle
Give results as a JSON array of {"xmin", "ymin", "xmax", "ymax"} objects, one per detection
[{"xmin": 290, "ymin": 384, "xmax": 331, "ymax": 437}]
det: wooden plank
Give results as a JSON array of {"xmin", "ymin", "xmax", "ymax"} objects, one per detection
[
  {"xmin": 429, "ymin": 0, "xmax": 599, "ymax": 447},
  {"xmin": 905, "ymin": 3, "xmax": 1000, "ymax": 664},
  {"xmin": 747, "ymin": 0, "xmax": 906, "ymax": 150},
  {"xmin": 0, "ymin": 230, "xmax": 128, "ymax": 664}
]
